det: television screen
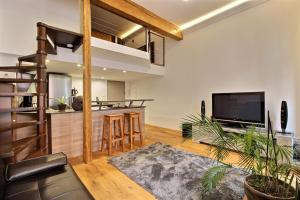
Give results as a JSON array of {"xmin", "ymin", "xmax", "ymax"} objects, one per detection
[{"xmin": 212, "ymin": 92, "xmax": 265, "ymax": 125}]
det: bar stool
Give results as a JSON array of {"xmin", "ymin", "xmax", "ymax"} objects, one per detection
[
  {"xmin": 123, "ymin": 112, "xmax": 143, "ymax": 149},
  {"xmin": 101, "ymin": 114, "xmax": 125, "ymax": 155}
]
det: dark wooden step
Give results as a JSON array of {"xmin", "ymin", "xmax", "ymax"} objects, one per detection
[
  {"xmin": 24, "ymin": 147, "xmax": 47, "ymax": 160},
  {"xmin": 38, "ymin": 22, "xmax": 83, "ymax": 52},
  {"xmin": 0, "ymin": 107, "xmax": 38, "ymax": 113},
  {"xmin": 0, "ymin": 143, "xmax": 14, "ymax": 159},
  {"xmin": 0, "ymin": 120, "xmax": 41, "ymax": 132},
  {"xmin": 46, "ymin": 38, "xmax": 57, "ymax": 55},
  {"xmin": 0, "ymin": 78, "xmax": 40, "ymax": 83},
  {"xmin": 0, "ymin": 135, "xmax": 42, "ymax": 158},
  {"xmin": 0, "ymin": 66, "xmax": 37, "ymax": 73},
  {"xmin": 13, "ymin": 135, "xmax": 41, "ymax": 154},
  {"xmin": 0, "ymin": 92, "xmax": 41, "ymax": 97},
  {"xmin": 18, "ymin": 54, "xmax": 37, "ymax": 63}
]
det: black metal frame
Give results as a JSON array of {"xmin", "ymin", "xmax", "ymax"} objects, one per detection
[{"xmin": 148, "ymin": 31, "xmax": 165, "ymax": 66}]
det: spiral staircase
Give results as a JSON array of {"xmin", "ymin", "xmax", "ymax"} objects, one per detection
[{"xmin": 0, "ymin": 22, "xmax": 83, "ymax": 163}]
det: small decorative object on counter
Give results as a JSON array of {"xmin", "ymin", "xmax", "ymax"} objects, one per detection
[
  {"xmin": 55, "ymin": 96, "xmax": 68, "ymax": 111},
  {"xmin": 72, "ymin": 96, "xmax": 83, "ymax": 111}
]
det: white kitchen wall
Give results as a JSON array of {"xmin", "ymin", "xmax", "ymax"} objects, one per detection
[
  {"xmin": 72, "ymin": 77, "xmax": 107, "ymax": 101},
  {"xmin": 126, "ymin": 0, "xmax": 300, "ymax": 136}
]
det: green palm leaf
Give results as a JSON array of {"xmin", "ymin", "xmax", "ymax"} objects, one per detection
[{"xmin": 202, "ymin": 165, "xmax": 231, "ymax": 193}]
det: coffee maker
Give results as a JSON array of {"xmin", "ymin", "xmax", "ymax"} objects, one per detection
[
  {"xmin": 71, "ymin": 88, "xmax": 78, "ymax": 104},
  {"xmin": 20, "ymin": 96, "xmax": 33, "ymax": 107}
]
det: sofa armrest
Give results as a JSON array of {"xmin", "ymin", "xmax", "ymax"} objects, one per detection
[{"xmin": 5, "ymin": 152, "xmax": 67, "ymax": 182}]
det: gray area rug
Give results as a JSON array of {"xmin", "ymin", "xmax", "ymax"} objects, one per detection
[{"xmin": 109, "ymin": 143, "xmax": 246, "ymax": 200}]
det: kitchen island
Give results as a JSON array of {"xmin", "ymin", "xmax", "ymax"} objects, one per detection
[
  {"xmin": 47, "ymin": 106, "xmax": 145, "ymax": 158},
  {"xmin": 16, "ymin": 106, "xmax": 145, "ymax": 159}
]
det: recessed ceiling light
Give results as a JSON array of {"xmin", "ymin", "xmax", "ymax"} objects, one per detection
[
  {"xmin": 100, "ymin": 76, "xmax": 105, "ymax": 79},
  {"xmin": 122, "ymin": 70, "xmax": 127, "ymax": 73},
  {"xmin": 77, "ymin": 64, "xmax": 81, "ymax": 67},
  {"xmin": 46, "ymin": 59, "xmax": 50, "ymax": 63},
  {"xmin": 103, "ymin": 67, "xmax": 107, "ymax": 71},
  {"xmin": 183, "ymin": 0, "xmax": 189, "ymax": 2},
  {"xmin": 180, "ymin": 0, "xmax": 249, "ymax": 30}
]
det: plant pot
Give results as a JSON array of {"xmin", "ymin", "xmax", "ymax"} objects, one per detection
[
  {"xmin": 57, "ymin": 104, "xmax": 67, "ymax": 111},
  {"xmin": 244, "ymin": 175, "xmax": 295, "ymax": 200}
]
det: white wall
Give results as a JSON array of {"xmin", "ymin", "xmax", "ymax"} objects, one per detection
[
  {"xmin": 72, "ymin": 77, "xmax": 107, "ymax": 101},
  {"xmin": 126, "ymin": 0, "xmax": 300, "ymax": 136},
  {"xmin": 0, "ymin": 0, "xmax": 81, "ymax": 56}
]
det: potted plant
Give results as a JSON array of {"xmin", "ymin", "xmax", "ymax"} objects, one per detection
[
  {"xmin": 183, "ymin": 113, "xmax": 300, "ymax": 200},
  {"xmin": 55, "ymin": 96, "xmax": 68, "ymax": 111}
]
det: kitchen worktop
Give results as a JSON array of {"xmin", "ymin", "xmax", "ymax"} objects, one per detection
[
  {"xmin": 17, "ymin": 106, "xmax": 146, "ymax": 115},
  {"xmin": 16, "ymin": 106, "xmax": 146, "ymax": 158},
  {"xmin": 48, "ymin": 106, "xmax": 145, "ymax": 157}
]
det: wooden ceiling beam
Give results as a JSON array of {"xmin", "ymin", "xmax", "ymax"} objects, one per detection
[{"xmin": 91, "ymin": 0, "xmax": 183, "ymax": 40}]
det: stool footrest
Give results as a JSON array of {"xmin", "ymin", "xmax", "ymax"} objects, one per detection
[{"xmin": 113, "ymin": 137, "xmax": 123, "ymax": 141}]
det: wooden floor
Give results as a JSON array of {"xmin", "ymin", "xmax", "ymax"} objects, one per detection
[{"xmin": 70, "ymin": 124, "xmax": 243, "ymax": 200}]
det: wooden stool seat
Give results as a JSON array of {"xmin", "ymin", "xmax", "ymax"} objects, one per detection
[
  {"xmin": 123, "ymin": 112, "xmax": 143, "ymax": 149},
  {"xmin": 101, "ymin": 114, "xmax": 125, "ymax": 155}
]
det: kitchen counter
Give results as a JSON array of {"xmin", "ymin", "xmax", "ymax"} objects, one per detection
[
  {"xmin": 48, "ymin": 106, "xmax": 145, "ymax": 114},
  {"xmin": 47, "ymin": 106, "xmax": 145, "ymax": 158},
  {"xmin": 15, "ymin": 100, "xmax": 150, "ymax": 158},
  {"xmin": 17, "ymin": 106, "xmax": 146, "ymax": 115}
]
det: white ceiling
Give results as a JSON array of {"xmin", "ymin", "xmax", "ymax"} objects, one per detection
[
  {"xmin": 133, "ymin": 0, "xmax": 234, "ymax": 25},
  {"xmin": 47, "ymin": 60, "xmax": 156, "ymax": 81}
]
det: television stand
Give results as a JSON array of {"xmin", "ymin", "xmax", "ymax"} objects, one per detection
[
  {"xmin": 222, "ymin": 126, "xmax": 248, "ymax": 135},
  {"xmin": 194, "ymin": 125, "xmax": 293, "ymax": 149}
]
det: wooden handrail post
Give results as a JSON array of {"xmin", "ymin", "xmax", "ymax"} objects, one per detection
[
  {"xmin": 36, "ymin": 22, "xmax": 47, "ymax": 151},
  {"xmin": 82, "ymin": 0, "xmax": 92, "ymax": 163}
]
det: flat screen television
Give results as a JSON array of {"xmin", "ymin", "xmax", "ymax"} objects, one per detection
[{"xmin": 212, "ymin": 92, "xmax": 265, "ymax": 127}]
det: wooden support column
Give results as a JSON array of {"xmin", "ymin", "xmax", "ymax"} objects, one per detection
[
  {"xmin": 36, "ymin": 23, "xmax": 47, "ymax": 151},
  {"xmin": 82, "ymin": 0, "xmax": 92, "ymax": 163}
]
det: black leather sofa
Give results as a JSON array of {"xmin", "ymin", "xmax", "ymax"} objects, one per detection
[{"xmin": 0, "ymin": 153, "xmax": 94, "ymax": 200}]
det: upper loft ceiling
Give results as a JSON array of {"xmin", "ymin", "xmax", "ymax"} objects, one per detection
[{"xmin": 132, "ymin": 0, "xmax": 234, "ymax": 26}]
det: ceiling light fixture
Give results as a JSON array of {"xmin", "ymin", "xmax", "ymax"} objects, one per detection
[
  {"xmin": 77, "ymin": 64, "xmax": 81, "ymax": 67},
  {"xmin": 46, "ymin": 59, "xmax": 50, "ymax": 63},
  {"xmin": 120, "ymin": 25, "xmax": 142, "ymax": 39},
  {"xmin": 180, "ymin": 0, "xmax": 250, "ymax": 30},
  {"xmin": 122, "ymin": 70, "xmax": 127, "ymax": 73},
  {"xmin": 103, "ymin": 67, "xmax": 107, "ymax": 71},
  {"xmin": 100, "ymin": 76, "xmax": 105, "ymax": 79}
]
